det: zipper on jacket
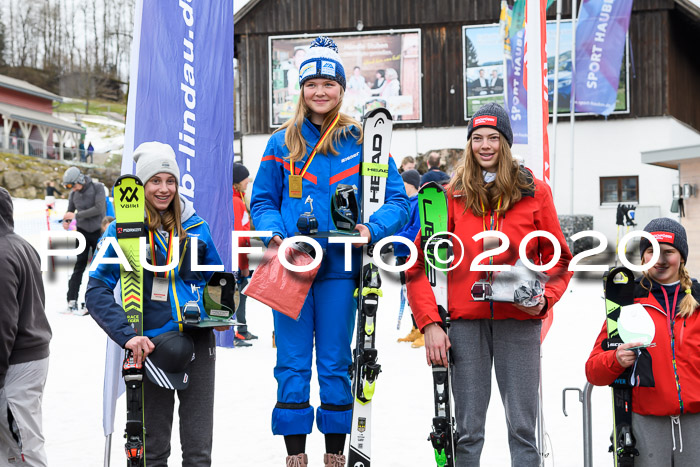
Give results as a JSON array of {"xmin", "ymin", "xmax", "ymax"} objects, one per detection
[
  {"xmin": 670, "ymin": 317, "xmax": 685, "ymax": 414},
  {"xmin": 490, "ymin": 300, "xmax": 494, "ymax": 319}
]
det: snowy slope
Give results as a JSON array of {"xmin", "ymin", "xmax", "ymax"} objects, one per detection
[{"xmin": 13, "ymin": 198, "xmax": 616, "ymax": 466}]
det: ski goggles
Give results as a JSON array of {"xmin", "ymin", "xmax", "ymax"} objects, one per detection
[{"xmin": 63, "ymin": 182, "xmax": 74, "ymax": 189}]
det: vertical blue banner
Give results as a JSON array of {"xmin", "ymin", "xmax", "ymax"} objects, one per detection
[
  {"xmin": 506, "ymin": 28, "xmax": 528, "ymax": 144},
  {"xmin": 124, "ymin": 0, "xmax": 234, "ymax": 270},
  {"xmin": 574, "ymin": 0, "xmax": 632, "ymax": 116}
]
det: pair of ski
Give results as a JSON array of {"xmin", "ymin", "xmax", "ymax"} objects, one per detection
[
  {"xmin": 603, "ymin": 267, "xmax": 640, "ymax": 466},
  {"xmin": 347, "ymin": 106, "xmax": 457, "ymax": 466}
]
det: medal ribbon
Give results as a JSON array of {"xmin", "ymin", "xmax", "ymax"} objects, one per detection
[
  {"xmin": 480, "ymin": 197, "xmax": 502, "ymax": 282},
  {"xmin": 293, "ymin": 112, "xmax": 340, "ymax": 176},
  {"xmin": 146, "ymin": 212, "xmax": 174, "ymax": 278}
]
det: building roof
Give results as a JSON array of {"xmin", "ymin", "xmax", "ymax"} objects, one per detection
[
  {"xmin": 0, "ymin": 74, "xmax": 62, "ymax": 102},
  {"xmin": 0, "ymin": 102, "xmax": 85, "ymax": 134}
]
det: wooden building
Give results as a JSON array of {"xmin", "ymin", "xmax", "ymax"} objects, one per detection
[
  {"xmin": 0, "ymin": 74, "xmax": 86, "ymax": 160},
  {"xmin": 234, "ymin": 0, "xmax": 700, "ymax": 135},
  {"xmin": 234, "ymin": 0, "xmax": 700, "ymax": 269}
]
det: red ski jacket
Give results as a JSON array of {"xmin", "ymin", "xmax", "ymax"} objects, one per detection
[
  {"xmin": 585, "ymin": 281, "xmax": 700, "ymax": 416},
  {"xmin": 406, "ymin": 172, "xmax": 573, "ymax": 331},
  {"xmin": 233, "ymin": 189, "xmax": 250, "ymax": 272}
]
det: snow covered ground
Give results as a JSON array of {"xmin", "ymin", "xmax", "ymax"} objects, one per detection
[{"xmin": 13, "ymin": 197, "xmax": 618, "ymax": 466}]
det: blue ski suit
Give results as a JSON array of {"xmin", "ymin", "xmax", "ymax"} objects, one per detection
[{"xmin": 251, "ymin": 118, "xmax": 409, "ymax": 435}]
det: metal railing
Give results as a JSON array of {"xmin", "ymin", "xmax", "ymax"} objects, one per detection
[
  {"xmin": 0, "ymin": 137, "xmax": 83, "ymax": 161},
  {"xmin": 562, "ymin": 382, "xmax": 595, "ymax": 467}
]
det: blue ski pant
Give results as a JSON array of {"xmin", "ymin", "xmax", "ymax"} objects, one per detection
[{"xmin": 272, "ymin": 278, "xmax": 356, "ymax": 436}]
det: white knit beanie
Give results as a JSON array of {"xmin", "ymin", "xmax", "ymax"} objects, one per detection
[
  {"xmin": 298, "ymin": 36, "xmax": 346, "ymax": 89},
  {"xmin": 133, "ymin": 142, "xmax": 180, "ymax": 184}
]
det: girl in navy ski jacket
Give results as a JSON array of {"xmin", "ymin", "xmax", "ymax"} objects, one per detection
[
  {"xmin": 86, "ymin": 142, "xmax": 224, "ymax": 467},
  {"xmin": 251, "ymin": 36, "xmax": 408, "ymax": 467}
]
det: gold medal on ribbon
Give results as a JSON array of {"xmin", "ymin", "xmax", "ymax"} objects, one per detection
[{"xmin": 289, "ymin": 174, "xmax": 303, "ymax": 198}]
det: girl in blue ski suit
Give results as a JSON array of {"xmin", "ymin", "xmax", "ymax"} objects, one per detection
[
  {"xmin": 250, "ymin": 36, "xmax": 409, "ymax": 466},
  {"xmin": 86, "ymin": 142, "xmax": 224, "ymax": 467}
]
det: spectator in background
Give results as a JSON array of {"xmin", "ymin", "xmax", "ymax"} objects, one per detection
[
  {"xmin": 231, "ymin": 163, "xmax": 256, "ymax": 347},
  {"xmin": 0, "ymin": 187, "xmax": 52, "ymax": 467},
  {"xmin": 62, "ymin": 167, "xmax": 106, "ymax": 315},
  {"xmin": 79, "ymin": 141, "xmax": 86, "ymax": 162},
  {"xmin": 87, "ymin": 142, "xmax": 95, "ymax": 164},
  {"xmin": 420, "ymin": 151, "xmax": 450, "ymax": 186},
  {"xmin": 393, "ymin": 170, "xmax": 425, "ymax": 348},
  {"xmin": 399, "ymin": 156, "xmax": 416, "ymax": 174},
  {"xmin": 44, "ymin": 180, "xmax": 62, "ymax": 210}
]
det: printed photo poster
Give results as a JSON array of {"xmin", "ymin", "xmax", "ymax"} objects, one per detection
[
  {"xmin": 545, "ymin": 20, "xmax": 628, "ymax": 114},
  {"xmin": 269, "ymin": 30, "xmax": 422, "ymax": 126},
  {"xmin": 463, "ymin": 25, "xmax": 506, "ymax": 120}
]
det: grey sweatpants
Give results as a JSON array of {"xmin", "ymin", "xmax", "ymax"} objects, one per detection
[
  {"xmin": 144, "ymin": 330, "xmax": 216, "ymax": 467},
  {"xmin": 632, "ymin": 412, "xmax": 700, "ymax": 467},
  {"xmin": 0, "ymin": 358, "xmax": 49, "ymax": 467},
  {"xmin": 449, "ymin": 319, "xmax": 541, "ymax": 467}
]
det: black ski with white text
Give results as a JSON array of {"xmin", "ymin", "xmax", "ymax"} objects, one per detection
[{"xmin": 603, "ymin": 267, "xmax": 639, "ymax": 467}]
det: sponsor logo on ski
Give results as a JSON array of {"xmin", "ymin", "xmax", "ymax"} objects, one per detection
[
  {"xmin": 473, "ymin": 115, "xmax": 497, "ymax": 127},
  {"xmin": 421, "ymin": 201, "xmax": 437, "ymax": 287},
  {"xmin": 119, "ymin": 186, "xmax": 140, "ymax": 203},
  {"xmin": 369, "ymin": 135, "xmax": 382, "ymax": 203},
  {"xmin": 358, "ymin": 417, "xmax": 366, "ymax": 433}
]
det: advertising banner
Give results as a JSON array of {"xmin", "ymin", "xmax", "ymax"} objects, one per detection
[
  {"xmin": 122, "ymin": 0, "xmax": 234, "ymax": 270},
  {"xmin": 269, "ymin": 30, "xmax": 422, "ymax": 126},
  {"xmin": 462, "ymin": 25, "xmax": 507, "ymax": 120},
  {"xmin": 573, "ymin": 0, "xmax": 633, "ymax": 115}
]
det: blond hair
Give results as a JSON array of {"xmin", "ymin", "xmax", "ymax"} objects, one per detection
[
  {"xmin": 448, "ymin": 137, "xmax": 534, "ymax": 216},
  {"xmin": 640, "ymin": 261, "xmax": 699, "ymax": 318},
  {"xmin": 277, "ymin": 85, "xmax": 362, "ymax": 164}
]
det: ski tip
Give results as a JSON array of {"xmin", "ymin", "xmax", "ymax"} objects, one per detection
[{"xmin": 362, "ymin": 107, "xmax": 393, "ymax": 122}]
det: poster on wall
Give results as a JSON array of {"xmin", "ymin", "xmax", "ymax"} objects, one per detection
[
  {"xmin": 546, "ymin": 19, "xmax": 629, "ymax": 114},
  {"xmin": 462, "ymin": 21, "xmax": 629, "ymax": 120},
  {"xmin": 269, "ymin": 29, "xmax": 422, "ymax": 127},
  {"xmin": 462, "ymin": 24, "xmax": 507, "ymax": 121}
]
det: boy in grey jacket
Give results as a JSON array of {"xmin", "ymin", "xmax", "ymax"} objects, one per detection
[{"xmin": 62, "ymin": 166, "xmax": 106, "ymax": 314}]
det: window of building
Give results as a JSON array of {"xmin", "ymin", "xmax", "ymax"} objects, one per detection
[{"xmin": 600, "ymin": 176, "xmax": 639, "ymax": 204}]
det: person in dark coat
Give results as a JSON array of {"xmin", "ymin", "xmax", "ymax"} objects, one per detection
[
  {"xmin": 62, "ymin": 166, "xmax": 106, "ymax": 314},
  {"xmin": 0, "ymin": 187, "xmax": 52, "ymax": 466}
]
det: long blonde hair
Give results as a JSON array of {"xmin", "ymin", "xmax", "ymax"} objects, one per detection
[
  {"xmin": 145, "ymin": 192, "xmax": 186, "ymax": 238},
  {"xmin": 448, "ymin": 137, "xmax": 534, "ymax": 216},
  {"xmin": 641, "ymin": 260, "xmax": 699, "ymax": 318},
  {"xmin": 277, "ymin": 84, "xmax": 363, "ymax": 164}
]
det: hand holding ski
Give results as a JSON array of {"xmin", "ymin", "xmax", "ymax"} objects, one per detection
[{"xmin": 424, "ymin": 322, "xmax": 451, "ymax": 367}]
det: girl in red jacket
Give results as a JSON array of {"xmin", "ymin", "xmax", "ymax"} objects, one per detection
[
  {"xmin": 406, "ymin": 103, "xmax": 573, "ymax": 466},
  {"xmin": 586, "ymin": 218, "xmax": 700, "ymax": 466}
]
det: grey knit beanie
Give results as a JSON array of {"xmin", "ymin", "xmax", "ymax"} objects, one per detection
[
  {"xmin": 133, "ymin": 142, "xmax": 180, "ymax": 184},
  {"xmin": 63, "ymin": 166, "xmax": 86, "ymax": 186},
  {"xmin": 639, "ymin": 218, "xmax": 688, "ymax": 262},
  {"xmin": 467, "ymin": 103, "xmax": 514, "ymax": 147}
]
